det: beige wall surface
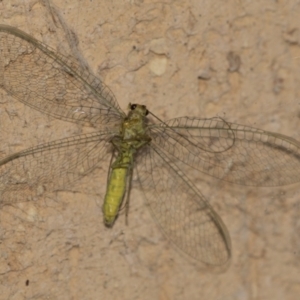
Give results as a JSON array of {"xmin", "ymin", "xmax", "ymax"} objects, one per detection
[{"xmin": 0, "ymin": 0, "xmax": 300, "ymax": 299}]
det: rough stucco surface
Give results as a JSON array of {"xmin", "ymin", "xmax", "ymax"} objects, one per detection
[{"xmin": 0, "ymin": 0, "xmax": 300, "ymax": 299}]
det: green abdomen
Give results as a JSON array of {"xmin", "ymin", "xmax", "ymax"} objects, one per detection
[{"xmin": 103, "ymin": 166, "xmax": 128, "ymax": 226}]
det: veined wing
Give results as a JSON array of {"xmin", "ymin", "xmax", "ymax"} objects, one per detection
[
  {"xmin": 135, "ymin": 143, "xmax": 231, "ymax": 266},
  {"xmin": 0, "ymin": 131, "xmax": 114, "ymax": 204},
  {"xmin": 0, "ymin": 25, "xmax": 124, "ymax": 129},
  {"xmin": 149, "ymin": 117, "xmax": 300, "ymax": 186}
]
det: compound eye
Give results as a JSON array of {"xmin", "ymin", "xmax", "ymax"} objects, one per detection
[
  {"xmin": 145, "ymin": 110, "xmax": 149, "ymax": 116},
  {"xmin": 130, "ymin": 104, "xmax": 137, "ymax": 110}
]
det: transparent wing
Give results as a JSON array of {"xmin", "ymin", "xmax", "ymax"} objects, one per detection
[
  {"xmin": 149, "ymin": 117, "xmax": 300, "ymax": 186},
  {"xmin": 135, "ymin": 143, "xmax": 231, "ymax": 265},
  {"xmin": 0, "ymin": 132, "xmax": 114, "ymax": 204},
  {"xmin": 0, "ymin": 24, "xmax": 124, "ymax": 129}
]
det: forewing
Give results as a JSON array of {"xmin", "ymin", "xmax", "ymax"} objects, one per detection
[
  {"xmin": 135, "ymin": 143, "xmax": 231, "ymax": 266},
  {"xmin": 0, "ymin": 25, "xmax": 124, "ymax": 129},
  {"xmin": 150, "ymin": 117, "xmax": 300, "ymax": 186},
  {"xmin": 0, "ymin": 132, "xmax": 113, "ymax": 204}
]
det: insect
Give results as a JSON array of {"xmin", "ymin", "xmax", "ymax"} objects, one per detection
[{"xmin": 1, "ymin": 24, "xmax": 300, "ymax": 266}]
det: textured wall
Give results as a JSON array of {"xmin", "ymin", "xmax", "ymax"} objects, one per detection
[{"xmin": 0, "ymin": 1, "xmax": 300, "ymax": 299}]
